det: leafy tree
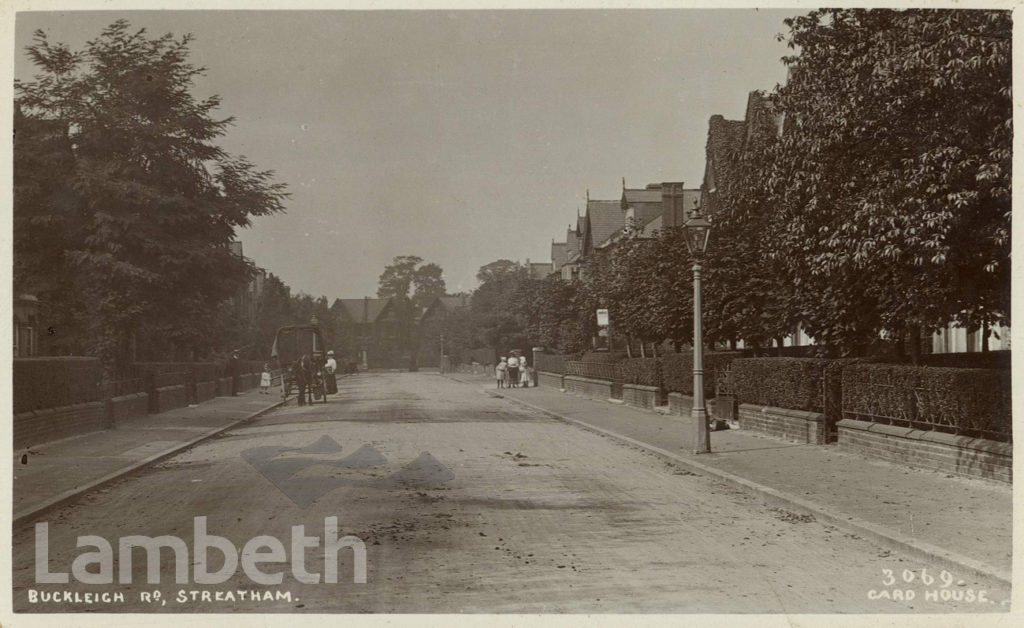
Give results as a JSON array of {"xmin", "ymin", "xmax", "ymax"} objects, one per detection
[
  {"xmin": 411, "ymin": 262, "xmax": 446, "ymax": 309},
  {"xmin": 14, "ymin": 21, "xmax": 288, "ymax": 369},
  {"xmin": 471, "ymin": 260, "xmax": 531, "ymax": 357},
  {"xmin": 377, "ymin": 255, "xmax": 447, "ymax": 307},
  {"xmin": 762, "ymin": 9, "xmax": 1011, "ymax": 355}
]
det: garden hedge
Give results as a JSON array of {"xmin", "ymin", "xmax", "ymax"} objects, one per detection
[
  {"xmin": 732, "ymin": 357, "xmax": 827, "ymax": 412},
  {"xmin": 13, "ymin": 357, "xmax": 104, "ymax": 414},
  {"xmin": 575, "ymin": 351, "xmax": 628, "ymax": 363},
  {"xmin": 618, "ymin": 358, "xmax": 663, "ymax": 387},
  {"xmin": 663, "ymin": 351, "xmax": 745, "ymax": 397},
  {"xmin": 534, "ymin": 352, "xmax": 567, "ymax": 374},
  {"xmin": 841, "ymin": 363, "xmax": 1011, "ymax": 441}
]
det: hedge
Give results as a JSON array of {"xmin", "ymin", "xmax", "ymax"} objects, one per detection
[
  {"xmin": 663, "ymin": 351, "xmax": 745, "ymax": 397},
  {"xmin": 618, "ymin": 358, "xmax": 662, "ymax": 387},
  {"xmin": 732, "ymin": 358, "xmax": 827, "ymax": 412},
  {"xmin": 534, "ymin": 353, "xmax": 567, "ymax": 374},
  {"xmin": 576, "ymin": 351, "xmax": 628, "ymax": 363},
  {"xmin": 921, "ymin": 350, "xmax": 1010, "ymax": 370},
  {"xmin": 841, "ymin": 363, "xmax": 1011, "ymax": 441},
  {"xmin": 13, "ymin": 357, "xmax": 104, "ymax": 414}
]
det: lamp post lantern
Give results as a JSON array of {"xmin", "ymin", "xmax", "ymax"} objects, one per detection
[{"xmin": 682, "ymin": 202, "xmax": 712, "ymax": 454}]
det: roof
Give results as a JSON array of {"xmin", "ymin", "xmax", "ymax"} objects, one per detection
[
  {"xmin": 551, "ymin": 242, "xmax": 568, "ymax": 270},
  {"xmin": 585, "ymin": 199, "xmax": 625, "ymax": 254},
  {"xmin": 622, "ymin": 188, "xmax": 663, "ymax": 205},
  {"xmin": 641, "ymin": 215, "xmax": 663, "ymax": 237},
  {"xmin": 566, "ymin": 228, "xmax": 581, "ymax": 256},
  {"xmin": 335, "ymin": 297, "xmax": 392, "ymax": 323}
]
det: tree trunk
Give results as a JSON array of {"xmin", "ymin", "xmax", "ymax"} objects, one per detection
[
  {"xmin": 774, "ymin": 337, "xmax": 784, "ymax": 357},
  {"xmin": 893, "ymin": 327, "xmax": 906, "ymax": 361},
  {"xmin": 626, "ymin": 339, "xmax": 633, "ymax": 358},
  {"xmin": 640, "ymin": 343, "xmax": 646, "ymax": 358},
  {"xmin": 908, "ymin": 324, "xmax": 921, "ymax": 366},
  {"xmin": 981, "ymin": 319, "xmax": 991, "ymax": 352},
  {"xmin": 730, "ymin": 337, "xmax": 737, "ymax": 351}
]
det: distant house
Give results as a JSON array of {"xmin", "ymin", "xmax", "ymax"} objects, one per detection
[
  {"xmin": 556, "ymin": 217, "xmax": 585, "ymax": 281},
  {"xmin": 416, "ymin": 294, "xmax": 471, "ymax": 367},
  {"xmin": 332, "ymin": 297, "xmax": 404, "ymax": 369},
  {"xmin": 13, "ymin": 294, "xmax": 41, "ymax": 357},
  {"xmin": 229, "ymin": 241, "xmax": 266, "ymax": 324},
  {"xmin": 526, "ymin": 259, "xmax": 553, "ymax": 279}
]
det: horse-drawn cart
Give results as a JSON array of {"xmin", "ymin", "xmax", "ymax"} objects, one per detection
[{"xmin": 270, "ymin": 324, "xmax": 329, "ymax": 404}]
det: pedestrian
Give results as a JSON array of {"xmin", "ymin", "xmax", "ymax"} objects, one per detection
[
  {"xmin": 324, "ymin": 350, "xmax": 338, "ymax": 395},
  {"xmin": 496, "ymin": 357, "xmax": 508, "ymax": 389},
  {"xmin": 229, "ymin": 350, "xmax": 241, "ymax": 396},
  {"xmin": 519, "ymin": 359, "xmax": 531, "ymax": 388},
  {"xmin": 294, "ymin": 355, "xmax": 311, "ymax": 406},
  {"xmin": 260, "ymin": 363, "xmax": 271, "ymax": 394},
  {"xmin": 507, "ymin": 353, "xmax": 520, "ymax": 389}
]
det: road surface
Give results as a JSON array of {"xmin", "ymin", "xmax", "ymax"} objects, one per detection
[{"xmin": 13, "ymin": 372, "xmax": 1009, "ymax": 613}]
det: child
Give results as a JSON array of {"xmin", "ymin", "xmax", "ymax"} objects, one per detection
[
  {"xmin": 495, "ymin": 357, "xmax": 508, "ymax": 389},
  {"xmin": 519, "ymin": 361, "xmax": 531, "ymax": 388},
  {"xmin": 260, "ymin": 363, "xmax": 271, "ymax": 394}
]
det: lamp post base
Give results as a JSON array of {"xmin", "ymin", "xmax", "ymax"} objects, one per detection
[{"xmin": 692, "ymin": 406, "xmax": 711, "ymax": 454}]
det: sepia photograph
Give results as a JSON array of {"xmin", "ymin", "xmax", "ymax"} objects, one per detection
[{"xmin": 3, "ymin": 1, "xmax": 1016, "ymax": 625}]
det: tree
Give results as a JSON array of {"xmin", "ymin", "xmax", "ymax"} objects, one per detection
[
  {"xmin": 376, "ymin": 255, "xmax": 447, "ymax": 308},
  {"xmin": 14, "ymin": 21, "xmax": 288, "ymax": 369},
  {"xmin": 761, "ymin": 9, "xmax": 1011, "ymax": 355},
  {"xmin": 471, "ymin": 260, "xmax": 531, "ymax": 357}
]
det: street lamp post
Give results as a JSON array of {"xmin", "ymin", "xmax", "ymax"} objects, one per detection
[{"xmin": 683, "ymin": 205, "xmax": 712, "ymax": 454}]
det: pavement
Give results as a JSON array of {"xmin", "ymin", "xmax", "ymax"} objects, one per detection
[
  {"xmin": 12, "ymin": 388, "xmax": 287, "ymax": 527},
  {"xmin": 446, "ymin": 372, "xmax": 1013, "ymax": 587}
]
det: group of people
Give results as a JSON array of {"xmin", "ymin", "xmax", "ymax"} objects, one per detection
[
  {"xmin": 495, "ymin": 352, "xmax": 531, "ymax": 389},
  {"xmin": 256, "ymin": 350, "xmax": 340, "ymax": 405}
]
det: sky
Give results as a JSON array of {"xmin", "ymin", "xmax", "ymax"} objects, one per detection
[{"xmin": 11, "ymin": 7, "xmax": 796, "ymax": 299}]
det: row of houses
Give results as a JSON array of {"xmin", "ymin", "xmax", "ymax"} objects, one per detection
[{"xmin": 527, "ymin": 91, "xmax": 1008, "ymax": 355}]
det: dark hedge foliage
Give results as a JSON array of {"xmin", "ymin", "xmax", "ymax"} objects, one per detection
[
  {"xmin": 841, "ymin": 363, "xmax": 1011, "ymax": 441},
  {"xmin": 618, "ymin": 358, "xmax": 663, "ymax": 387},
  {"xmin": 576, "ymin": 351, "xmax": 629, "ymax": 363},
  {"xmin": 534, "ymin": 353, "xmax": 567, "ymax": 374},
  {"xmin": 920, "ymin": 350, "xmax": 1010, "ymax": 370},
  {"xmin": 663, "ymin": 351, "xmax": 745, "ymax": 396},
  {"xmin": 732, "ymin": 358, "xmax": 827, "ymax": 412},
  {"xmin": 13, "ymin": 357, "xmax": 104, "ymax": 413}
]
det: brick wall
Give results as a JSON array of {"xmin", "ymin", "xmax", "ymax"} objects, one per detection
[
  {"xmin": 837, "ymin": 419, "xmax": 1011, "ymax": 483},
  {"xmin": 738, "ymin": 403, "xmax": 826, "ymax": 444},
  {"xmin": 106, "ymin": 392, "xmax": 149, "ymax": 426},
  {"xmin": 216, "ymin": 377, "xmax": 233, "ymax": 396},
  {"xmin": 149, "ymin": 385, "xmax": 188, "ymax": 414},
  {"xmin": 563, "ymin": 375, "xmax": 614, "ymax": 400},
  {"xmin": 196, "ymin": 381, "xmax": 217, "ymax": 403},
  {"xmin": 14, "ymin": 402, "xmax": 106, "ymax": 449},
  {"xmin": 622, "ymin": 384, "xmax": 662, "ymax": 409},
  {"xmin": 668, "ymin": 393, "xmax": 718, "ymax": 419},
  {"xmin": 537, "ymin": 371, "xmax": 564, "ymax": 390}
]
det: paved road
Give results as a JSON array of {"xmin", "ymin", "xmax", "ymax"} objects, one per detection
[{"xmin": 13, "ymin": 372, "xmax": 1009, "ymax": 614}]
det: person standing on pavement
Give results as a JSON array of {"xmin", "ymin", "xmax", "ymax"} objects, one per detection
[
  {"xmin": 519, "ymin": 357, "xmax": 531, "ymax": 388},
  {"xmin": 294, "ymin": 355, "xmax": 310, "ymax": 406},
  {"xmin": 496, "ymin": 357, "xmax": 508, "ymax": 389},
  {"xmin": 229, "ymin": 350, "xmax": 241, "ymax": 396},
  {"xmin": 325, "ymin": 350, "xmax": 338, "ymax": 395},
  {"xmin": 507, "ymin": 353, "xmax": 520, "ymax": 389},
  {"xmin": 260, "ymin": 363, "xmax": 271, "ymax": 394}
]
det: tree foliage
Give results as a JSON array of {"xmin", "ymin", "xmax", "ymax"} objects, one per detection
[
  {"xmin": 376, "ymin": 255, "xmax": 447, "ymax": 309},
  {"xmin": 14, "ymin": 21, "xmax": 288, "ymax": 368},
  {"xmin": 762, "ymin": 9, "xmax": 1011, "ymax": 348}
]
